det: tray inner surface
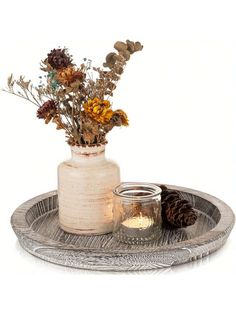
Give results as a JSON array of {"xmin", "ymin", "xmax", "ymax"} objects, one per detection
[{"xmin": 25, "ymin": 192, "xmax": 220, "ymax": 251}]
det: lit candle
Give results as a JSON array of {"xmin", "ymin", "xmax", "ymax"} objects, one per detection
[
  {"xmin": 121, "ymin": 212, "xmax": 154, "ymax": 229},
  {"xmin": 119, "ymin": 212, "xmax": 155, "ymax": 242}
]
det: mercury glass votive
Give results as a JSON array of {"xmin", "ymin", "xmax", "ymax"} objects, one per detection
[{"xmin": 112, "ymin": 183, "xmax": 162, "ymax": 244}]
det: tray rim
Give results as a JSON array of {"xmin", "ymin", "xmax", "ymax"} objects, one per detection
[{"xmin": 11, "ymin": 184, "xmax": 235, "ymax": 255}]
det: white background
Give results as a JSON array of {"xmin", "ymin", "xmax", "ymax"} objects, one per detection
[{"xmin": 0, "ymin": 0, "xmax": 235, "ymax": 313}]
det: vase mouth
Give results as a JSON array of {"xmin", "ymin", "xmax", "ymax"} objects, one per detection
[
  {"xmin": 113, "ymin": 182, "xmax": 162, "ymax": 200},
  {"xmin": 71, "ymin": 143, "xmax": 106, "ymax": 155},
  {"xmin": 69, "ymin": 140, "xmax": 107, "ymax": 148}
]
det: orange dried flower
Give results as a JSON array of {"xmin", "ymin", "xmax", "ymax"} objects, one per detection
[
  {"xmin": 83, "ymin": 98, "xmax": 113, "ymax": 124},
  {"xmin": 56, "ymin": 66, "xmax": 84, "ymax": 86}
]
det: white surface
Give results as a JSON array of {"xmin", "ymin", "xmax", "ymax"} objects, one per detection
[{"xmin": 0, "ymin": 0, "xmax": 235, "ymax": 313}]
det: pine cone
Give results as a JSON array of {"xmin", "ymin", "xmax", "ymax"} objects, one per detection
[
  {"xmin": 159, "ymin": 185, "xmax": 197, "ymax": 228},
  {"xmin": 46, "ymin": 48, "xmax": 73, "ymax": 70}
]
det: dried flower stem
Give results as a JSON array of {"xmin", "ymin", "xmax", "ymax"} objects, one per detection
[{"xmin": 2, "ymin": 89, "xmax": 40, "ymax": 107}]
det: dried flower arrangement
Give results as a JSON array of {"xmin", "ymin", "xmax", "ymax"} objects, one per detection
[{"xmin": 3, "ymin": 40, "xmax": 143, "ymax": 146}]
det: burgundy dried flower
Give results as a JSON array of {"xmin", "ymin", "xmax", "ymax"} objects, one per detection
[
  {"xmin": 46, "ymin": 48, "xmax": 73, "ymax": 70},
  {"xmin": 37, "ymin": 100, "xmax": 57, "ymax": 123}
]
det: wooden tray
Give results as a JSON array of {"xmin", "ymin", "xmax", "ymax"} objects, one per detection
[{"xmin": 11, "ymin": 184, "xmax": 235, "ymax": 271}]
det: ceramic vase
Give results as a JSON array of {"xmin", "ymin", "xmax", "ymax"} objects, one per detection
[{"xmin": 58, "ymin": 144, "xmax": 120, "ymax": 235}]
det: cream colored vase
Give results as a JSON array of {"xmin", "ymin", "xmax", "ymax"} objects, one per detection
[{"xmin": 58, "ymin": 144, "xmax": 120, "ymax": 235}]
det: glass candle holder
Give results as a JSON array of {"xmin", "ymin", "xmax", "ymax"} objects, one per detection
[{"xmin": 113, "ymin": 183, "xmax": 162, "ymax": 244}]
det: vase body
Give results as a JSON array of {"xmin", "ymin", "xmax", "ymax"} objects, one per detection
[{"xmin": 58, "ymin": 144, "xmax": 120, "ymax": 235}]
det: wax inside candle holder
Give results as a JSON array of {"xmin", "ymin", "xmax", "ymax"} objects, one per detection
[{"xmin": 122, "ymin": 213, "xmax": 154, "ymax": 229}]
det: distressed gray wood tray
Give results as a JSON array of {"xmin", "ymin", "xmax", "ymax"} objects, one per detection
[{"xmin": 11, "ymin": 184, "xmax": 235, "ymax": 271}]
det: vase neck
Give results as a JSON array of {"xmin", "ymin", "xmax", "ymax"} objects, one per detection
[{"xmin": 70, "ymin": 145, "xmax": 106, "ymax": 163}]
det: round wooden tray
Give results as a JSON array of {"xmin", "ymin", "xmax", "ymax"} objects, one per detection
[{"xmin": 11, "ymin": 184, "xmax": 235, "ymax": 271}]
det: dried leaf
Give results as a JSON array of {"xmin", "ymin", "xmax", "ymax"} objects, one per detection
[{"xmin": 7, "ymin": 74, "xmax": 14, "ymax": 87}]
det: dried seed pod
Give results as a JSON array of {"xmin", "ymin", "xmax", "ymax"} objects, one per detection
[
  {"xmin": 126, "ymin": 40, "xmax": 135, "ymax": 54},
  {"xmin": 134, "ymin": 41, "xmax": 143, "ymax": 52},
  {"xmin": 120, "ymin": 50, "xmax": 130, "ymax": 61},
  {"xmin": 114, "ymin": 41, "xmax": 128, "ymax": 51}
]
